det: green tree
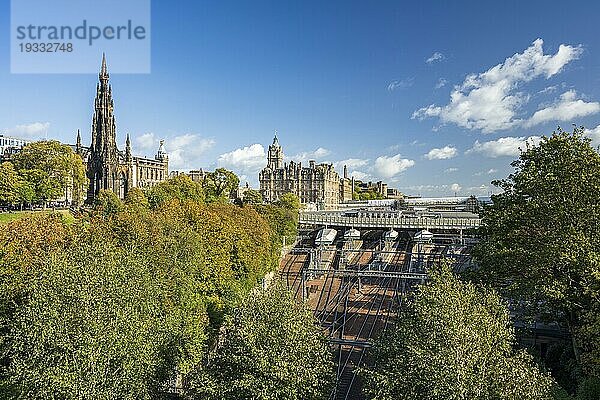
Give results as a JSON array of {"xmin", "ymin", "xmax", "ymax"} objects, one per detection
[
  {"xmin": 204, "ymin": 168, "xmax": 239, "ymax": 201},
  {"xmin": 14, "ymin": 179, "xmax": 35, "ymax": 210},
  {"xmin": 12, "ymin": 141, "xmax": 87, "ymax": 205},
  {"xmin": 255, "ymin": 204, "xmax": 298, "ymax": 257},
  {"xmin": 242, "ymin": 189, "xmax": 263, "ymax": 205},
  {"xmin": 471, "ymin": 127, "xmax": 600, "ymax": 376},
  {"xmin": 0, "ymin": 162, "xmax": 19, "ymax": 206},
  {"xmin": 275, "ymin": 192, "xmax": 301, "ymax": 210},
  {"xmin": 145, "ymin": 175, "xmax": 205, "ymax": 208},
  {"xmin": 0, "ymin": 190, "xmax": 285, "ymax": 399},
  {"xmin": 93, "ymin": 189, "xmax": 123, "ymax": 217},
  {"xmin": 17, "ymin": 169, "xmax": 61, "ymax": 208},
  {"xmin": 124, "ymin": 187, "xmax": 149, "ymax": 209},
  {"xmin": 361, "ymin": 264, "xmax": 554, "ymax": 400},
  {"xmin": 0, "ymin": 214, "xmax": 209, "ymax": 399},
  {"xmin": 187, "ymin": 279, "xmax": 334, "ymax": 400}
]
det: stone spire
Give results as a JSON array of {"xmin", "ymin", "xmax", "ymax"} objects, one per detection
[
  {"xmin": 87, "ymin": 54, "xmax": 119, "ymax": 199},
  {"xmin": 76, "ymin": 129, "xmax": 82, "ymax": 154},
  {"xmin": 125, "ymin": 133, "xmax": 132, "ymax": 161},
  {"xmin": 100, "ymin": 52, "xmax": 109, "ymax": 80}
]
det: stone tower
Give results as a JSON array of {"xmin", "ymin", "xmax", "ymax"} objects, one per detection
[
  {"xmin": 267, "ymin": 133, "xmax": 283, "ymax": 170},
  {"xmin": 87, "ymin": 53, "xmax": 119, "ymax": 200}
]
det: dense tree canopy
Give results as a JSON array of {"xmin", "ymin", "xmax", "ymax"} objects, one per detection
[
  {"xmin": 145, "ymin": 174, "xmax": 205, "ymax": 208},
  {"xmin": 0, "ymin": 163, "xmax": 18, "ymax": 205},
  {"xmin": 203, "ymin": 168, "xmax": 239, "ymax": 201},
  {"xmin": 471, "ymin": 127, "xmax": 600, "ymax": 381},
  {"xmin": 0, "ymin": 190, "xmax": 294, "ymax": 398},
  {"xmin": 361, "ymin": 264, "xmax": 554, "ymax": 400},
  {"xmin": 12, "ymin": 141, "xmax": 87, "ymax": 205},
  {"xmin": 275, "ymin": 192, "xmax": 301, "ymax": 210},
  {"xmin": 187, "ymin": 279, "xmax": 334, "ymax": 400},
  {"xmin": 241, "ymin": 189, "xmax": 263, "ymax": 205},
  {"xmin": 93, "ymin": 189, "xmax": 123, "ymax": 216}
]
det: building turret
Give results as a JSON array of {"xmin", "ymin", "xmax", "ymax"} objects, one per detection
[
  {"xmin": 76, "ymin": 129, "xmax": 82, "ymax": 155},
  {"xmin": 125, "ymin": 133, "xmax": 132, "ymax": 162},
  {"xmin": 100, "ymin": 52, "xmax": 109, "ymax": 81},
  {"xmin": 267, "ymin": 132, "xmax": 283, "ymax": 170},
  {"xmin": 156, "ymin": 139, "xmax": 168, "ymax": 162}
]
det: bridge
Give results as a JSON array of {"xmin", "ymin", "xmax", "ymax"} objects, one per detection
[{"xmin": 299, "ymin": 210, "xmax": 481, "ymax": 230}]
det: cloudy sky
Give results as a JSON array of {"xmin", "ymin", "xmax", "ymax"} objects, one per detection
[{"xmin": 2, "ymin": 1, "xmax": 600, "ymax": 195}]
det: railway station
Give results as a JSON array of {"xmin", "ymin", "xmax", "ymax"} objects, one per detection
[{"xmin": 281, "ymin": 203, "xmax": 480, "ymax": 399}]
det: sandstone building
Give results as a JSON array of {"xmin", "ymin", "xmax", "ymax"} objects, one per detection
[
  {"xmin": 76, "ymin": 55, "xmax": 169, "ymax": 201},
  {"xmin": 259, "ymin": 135, "xmax": 351, "ymax": 210}
]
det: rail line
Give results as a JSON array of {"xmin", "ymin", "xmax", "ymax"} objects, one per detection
[{"xmin": 278, "ymin": 230, "xmax": 473, "ymax": 400}]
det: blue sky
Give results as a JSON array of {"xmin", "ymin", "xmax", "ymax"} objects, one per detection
[{"xmin": 2, "ymin": 0, "xmax": 600, "ymax": 195}]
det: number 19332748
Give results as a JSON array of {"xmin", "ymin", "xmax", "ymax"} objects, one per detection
[{"xmin": 19, "ymin": 42, "xmax": 73, "ymax": 52}]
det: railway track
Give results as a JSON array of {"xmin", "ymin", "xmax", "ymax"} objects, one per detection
[{"xmin": 278, "ymin": 231, "xmax": 471, "ymax": 400}]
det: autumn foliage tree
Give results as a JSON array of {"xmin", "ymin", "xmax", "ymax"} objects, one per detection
[{"xmin": 0, "ymin": 189, "xmax": 286, "ymax": 398}]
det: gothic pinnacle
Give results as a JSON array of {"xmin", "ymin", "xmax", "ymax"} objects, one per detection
[{"xmin": 100, "ymin": 53, "xmax": 109, "ymax": 78}]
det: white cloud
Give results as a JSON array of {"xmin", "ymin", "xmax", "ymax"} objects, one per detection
[
  {"xmin": 466, "ymin": 136, "xmax": 542, "ymax": 158},
  {"xmin": 6, "ymin": 122, "xmax": 50, "ymax": 139},
  {"xmin": 426, "ymin": 52, "xmax": 445, "ymax": 64},
  {"xmin": 524, "ymin": 90, "xmax": 600, "ymax": 127},
  {"xmin": 399, "ymin": 184, "xmax": 464, "ymax": 195},
  {"xmin": 332, "ymin": 158, "xmax": 371, "ymax": 181},
  {"xmin": 435, "ymin": 78, "xmax": 447, "ymax": 89},
  {"xmin": 413, "ymin": 39, "xmax": 583, "ymax": 133},
  {"xmin": 444, "ymin": 167, "xmax": 458, "ymax": 173},
  {"xmin": 135, "ymin": 132, "xmax": 157, "ymax": 150},
  {"xmin": 350, "ymin": 170, "xmax": 371, "ymax": 181},
  {"xmin": 450, "ymin": 183, "xmax": 462, "ymax": 192},
  {"xmin": 387, "ymin": 78, "xmax": 414, "ymax": 91},
  {"xmin": 467, "ymin": 184, "xmax": 495, "ymax": 195},
  {"xmin": 167, "ymin": 135, "xmax": 215, "ymax": 169},
  {"xmin": 218, "ymin": 144, "xmax": 266, "ymax": 174},
  {"xmin": 134, "ymin": 133, "xmax": 215, "ymax": 169},
  {"xmin": 334, "ymin": 158, "xmax": 370, "ymax": 170},
  {"xmin": 290, "ymin": 147, "xmax": 331, "ymax": 162},
  {"xmin": 585, "ymin": 125, "xmax": 600, "ymax": 146},
  {"xmin": 488, "ymin": 168, "xmax": 498, "ymax": 174},
  {"xmin": 373, "ymin": 154, "xmax": 415, "ymax": 178},
  {"xmin": 539, "ymin": 85, "xmax": 558, "ymax": 94},
  {"xmin": 425, "ymin": 145, "xmax": 458, "ymax": 160}
]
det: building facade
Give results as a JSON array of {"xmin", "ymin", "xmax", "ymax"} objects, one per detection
[
  {"xmin": 259, "ymin": 135, "xmax": 342, "ymax": 210},
  {"xmin": 0, "ymin": 135, "xmax": 32, "ymax": 162},
  {"xmin": 340, "ymin": 165, "xmax": 353, "ymax": 203},
  {"xmin": 77, "ymin": 55, "xmax": 168, "ymax": 201}
]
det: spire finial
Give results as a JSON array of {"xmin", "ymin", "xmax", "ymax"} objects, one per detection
[
  {"xmin": 100, "ymin": 53, "xmax": 108, "ymax": 77},
  {"xmin": 273, "ymin": 131, "xmax": 279, "ymax": 145}
]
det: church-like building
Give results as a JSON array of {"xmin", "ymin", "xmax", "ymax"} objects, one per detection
[
  {"xmin": 76, "ymin": 55, "xmax": 169, "ymax": 201},
  {"xmin": 259, "ymin": 135, "xmax": 352, "ymax": 210}
]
